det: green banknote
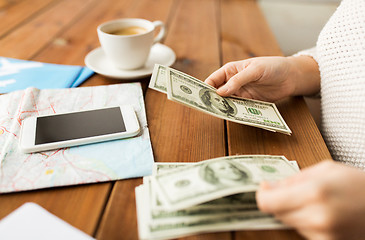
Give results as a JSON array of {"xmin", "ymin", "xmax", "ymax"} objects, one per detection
[
  {"xmin": 136, "ymin": 156, "xmax": 297, "ymax": 240},
  {"xmin": 149, "ymin": 64, "xmax": 291, "ymax": 134},
  {"xmin": 151, "ymin": 155, "xmax": 297, "ymax": 211}
]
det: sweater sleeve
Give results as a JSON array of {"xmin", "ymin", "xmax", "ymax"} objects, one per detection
[{"xmin": 293, "ymin": 47, "xmax": 318, "ymax": 62}]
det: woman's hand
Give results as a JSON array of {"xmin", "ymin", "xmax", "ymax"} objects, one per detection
[
  {"xmin": 256, "ymin": 161, "xmax": 365, "ymax": 240},
  {"xmin": 205, "ymin": 56, "xmax": 320, "ymax": 102}
]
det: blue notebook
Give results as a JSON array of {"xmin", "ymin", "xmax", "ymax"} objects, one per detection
[{"xmin": 0, "ymin": 57, "xmax": 94, "ymax": 93}]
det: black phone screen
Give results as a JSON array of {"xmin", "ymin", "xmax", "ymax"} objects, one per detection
[{"xmin": 35, "ymin": 107, "xmax": 126, "ymax": 145}]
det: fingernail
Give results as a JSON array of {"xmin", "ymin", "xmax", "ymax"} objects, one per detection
[{"xmin": 218, "ymin": 85, "xmax": 229, "ymax": 94}]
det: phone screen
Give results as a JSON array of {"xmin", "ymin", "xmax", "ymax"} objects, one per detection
[{"xmin": 35, "ymin": 107, "xmax": 126, "ymax": 145}]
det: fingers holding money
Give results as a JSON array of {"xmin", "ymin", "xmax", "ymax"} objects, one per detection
[
  {"xmin": 204, "ymin": 61, "xmax": 242, "ymax": 89},
  {"xmin": 256, "ymin": 179, "xmax": 315, "ymax": 214},
  {"xmin": 205, "ymin": 60, "xmax": 261, "ymax": 98},
  {"xmin": 256, "ymin": 160, "xmax": 335, "ymax": 214},
  {"xmin": 205, "ymin": 57, "xmax": 306, "ymax": 103},
  {"xmin": 149, "ymin": 64, "xmax": 292, "ymax": 135}
]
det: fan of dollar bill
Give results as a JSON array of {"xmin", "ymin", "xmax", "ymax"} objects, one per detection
[
  {"xmin": 148, "ymin": 64, "xmax": 292, "ymax": 135},
  {"xmin": 135, "ymin": 155, "xmax": 300, "ymax": 240}
]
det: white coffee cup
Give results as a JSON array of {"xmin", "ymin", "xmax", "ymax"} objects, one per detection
[{"xmin": 97, "ymin": 18, "xmax": 166, "ymax": 70}]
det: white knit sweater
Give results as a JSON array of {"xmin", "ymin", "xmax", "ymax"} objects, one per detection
[{"xmin": 298, "ymin": 0, "xmax": 365, "ymax": 169}]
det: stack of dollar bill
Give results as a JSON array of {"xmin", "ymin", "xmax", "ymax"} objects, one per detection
[
  {"xmin": 149, "ymin": 64, "xmax": 292, "ymax": 135},
  {"xmin": 135, "ymin": 155, "xmax": 300, "ymax": 240}
]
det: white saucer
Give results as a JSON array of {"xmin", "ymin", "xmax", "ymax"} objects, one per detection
[{"xmin": 85, "ymin": 43, "xmax": 176, "ymax": 79}]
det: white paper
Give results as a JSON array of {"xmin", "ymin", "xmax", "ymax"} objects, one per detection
[{"xmin": 0, "ymin": 202, "xmax": 94, "ymax": 240}]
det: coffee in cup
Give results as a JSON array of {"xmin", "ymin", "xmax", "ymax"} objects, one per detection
[
  {"xmin": 108, "ymin": 26, "xmax": 148, "ymax": 36},
  {"xmin": 97, "ymin": 18, "xmax": 166, "ymax": 70}
]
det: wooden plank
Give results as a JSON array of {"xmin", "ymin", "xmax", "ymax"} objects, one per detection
[
  {"xmin": 96, "ymin": 0, "xmax": 229, "ymax": 239},
  {"xmin": 146, "ymin": 1, "xmax": 228, "ymax": 240},
  {"xmin": 94, "ymin": 0, "xmax": 175, "ymax": 239},
  {"xmin": 147, "ymin": 0, "xmax": 226, "ymax": 164},
  {"xmin": 0, "ymin": 0, "xmax": 22, "ymax": 10},
  {"xmin": 0, "ymin": 0, "xmax": 95, "ymax": 60},
  {"xmin": 220, "ymin": 0, "xmax": 282, "ymax": 60},
  {"xmin": 0, "ymin": 0, "xmax": 138, "ymax": 237},
  {"xmin": 219, "ymin": 0, "xmax": 332, "ymax": 239},
  {"xmin": 33, "ymin": 0, "xmax": 139, "ymax": 66},
  {"xmin": 96, "ymin": 178, "xmax": 142, "ymax": 240},
  {"xmin": 0, "ymin": 183, "xmax": 111, "ymax": 235},
  {"xmin": 0, "ymin": 0, "xmax": 54, "ymax": 37}
]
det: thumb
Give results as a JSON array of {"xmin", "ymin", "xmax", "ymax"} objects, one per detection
[{"xmin": 216, "ymin": 64, "xmax": 261, "ymax": 97}]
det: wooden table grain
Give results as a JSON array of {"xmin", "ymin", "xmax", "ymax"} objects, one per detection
[{"xmin": 0, "ymin": 0, "xmax": 331, "ymax": 239}]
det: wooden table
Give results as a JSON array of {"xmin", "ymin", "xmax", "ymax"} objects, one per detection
[{"xmin": 0, "ymin": 0, "xmax": 331, "ymax": 239}]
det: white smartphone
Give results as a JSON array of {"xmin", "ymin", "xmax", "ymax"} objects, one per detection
[{"xmin": 20, "ymin": 105, "xmax": 140, "ymax": 153}]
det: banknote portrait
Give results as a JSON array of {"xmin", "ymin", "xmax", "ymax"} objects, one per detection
[
  {"xmin": 199, "ymin": 89, "xmax": 237, "ymax": 117},
  {"xmin": 199, "ymin": 160, "xmax": 252, "ymax": 186}
]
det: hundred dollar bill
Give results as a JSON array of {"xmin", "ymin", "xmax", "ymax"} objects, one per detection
[
  {"xmin": 289, "ymin": 160, "xmax": 300, "ymax": 171},
  {"xmin": 144, "ymin": 176, "xmax": 257, "ymax": 220},
  {"xmin": 152, "ymin": 160, "xmax": 299, "ymax": 209},
  {"xmin": 136, "ymin": 156, "xmax": 295, "ymax": 239},
  {"xmin": 149, "ymin": 64, "xmax": 291, "ymax": 135},
  {"xmin": 149, "ymin": 64, "xmax": 168, "ymax": 93},
  {"xmin": 164, "ymin": 66, "xmax": 291, "ymax": 134},
  {"xmin": 149, "ymin": 64, "xmax": 195, "ymax": 94},
  {"xmin": 145, "ymin": 177, "xmax": 257, "ymax": 220},
  {"xmin": 151, "ymin": 155, "xmax": 298, "ymax": 211},
  {"xmin": 136, "ymin": 183, "xmax": 286, "ymax": 240},
  {"xmin": 154, "ymin": 160, "xmax": 299, "ymax": 174},
  {"xmin": 151, "ymin": 160, "xmax": 299, "ymax": 211}
]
